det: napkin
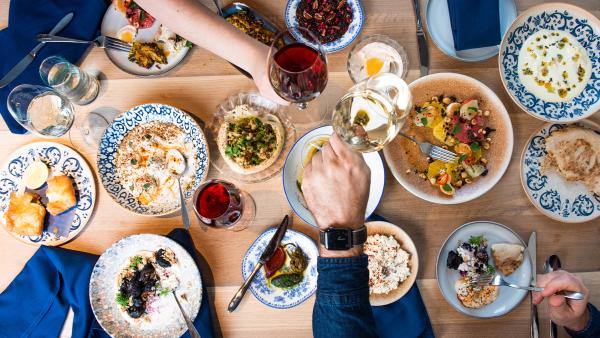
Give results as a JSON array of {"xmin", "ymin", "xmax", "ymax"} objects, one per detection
[
  {"xmin": 447, "ymin": 0, "xmax": 501, "ymax": 51},
  {"xmin": 0, "ymin": 229, "xmax": 215, "ymax": 338},
  {"xmin": 367, "ymin": 214, "xmax": 434, "ymax": 338},
  {"xmin": 0, "ymin": 0, "xmax": 107, "ymax": 134}
]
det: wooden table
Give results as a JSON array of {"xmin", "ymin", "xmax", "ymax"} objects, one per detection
[{"xmin": 1, "ymin": 1, "xmax": 599, "ymax": 337}]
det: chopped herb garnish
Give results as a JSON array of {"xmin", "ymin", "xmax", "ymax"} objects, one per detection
[
  {"xmin": 185, "ymin": 40, "xmax": 193, "ymax": 48},
  {"xmin": 420, "ymin": 117, "xmax": 428, "ymax": 126},
  {"xmin": 458, "ymin": 154, "xmax": 467, "ymax": 163},
  {"xmin": 468, "ymin": 107, "xmax": 478, "ymax": 112},
  {"xmin": 130, "ymin": 255, "xmax": 143, "ymax": 269},
  {"xmin": 442, "ymin": 184, "xmax": 452, "ymax": 192},
  {"xmin": 468, "ymin": 235, "xmax": 485, "ymax": 246},
  {"xmin": 116, "ymin": 293, "xmax": 129, "ymax": 307},
  {"xmin": 130, "ymin": 159, "xmax": 138, "ymax": 165},
  {"xmin": 144, "ymin": 134, "xmax": 152, "ymax": 140},
  {"xmin": 159, "ymin": 287, "xmax": 171, "ymax": 297},
  {"xmin": 452, "ymin": 124, "xmax": 462, "ymax": 135},
  {"xmin": 470, "ymin": 142, "xmax": 481, "ymax": 152},
  {"xmin": 143, "ymin": 183, "xmax": 151, "ymax": 190},
  {"xmin": 486, "ymin": 265, "xmax": 496, "ymax": 275}
]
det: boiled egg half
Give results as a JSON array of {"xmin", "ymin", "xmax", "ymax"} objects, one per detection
[{"xmin": 117, "ymin": 25, "xmax": 137, "ymax": 43}]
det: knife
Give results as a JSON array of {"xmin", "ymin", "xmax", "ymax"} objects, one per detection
[
  {"xmin": 545, "ymin": 255, "xmax": 562, "ymax": 338},
  {"xmin": 529, "ymin": 232, "xmax": 539, "ymax": 338},
  {"xmin": 0, "ymin": 12, "xmax": 74, "ymax": 89},
  {"xmin": 227, "ymin": 215, "xmax": 289, "ymax": 312},
  {"xmin": 411, "ymin": 0, "xmax": 429, "ymax": 77}
]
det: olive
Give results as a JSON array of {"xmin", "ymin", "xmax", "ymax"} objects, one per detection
[{"xmin": 127, "ymin": 306, "xmax": 144, "ymax": 318}]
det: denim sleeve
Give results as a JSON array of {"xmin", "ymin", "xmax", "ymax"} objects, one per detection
[
  {"xmin": 567, "ymin": 303, "xmax": 600, "ymax": 338},
  {"xmin": 312, "ymin": 255, "xmax": 378, "ymax": 338}
]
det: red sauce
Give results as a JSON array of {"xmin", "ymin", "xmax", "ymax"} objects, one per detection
[
  {"xmin": 264, "ymin": 246, "xmax": 286, "ymax": 278},
  {"xmin": 196, "ymin": 183, "xmax": 230, "ymax": 219}
]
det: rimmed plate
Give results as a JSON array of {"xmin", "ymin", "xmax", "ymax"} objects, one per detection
[
  {"xmin": 426, "ymin": 0, "xmax": 517, "ymax": 62},
  {"xmin": 520, "ymin": 120, "xmax": 600, "ymax": 223},
  {"xmin": 100, "ymin": 3, "xmax": 191, "ymax": 77},
  {"xmin": 90, "ymin": 234, "xmax": 202, "ymax": 337},
  {"xmin": 366, "ymin": 221, "xmax": 419, "ymax": 306},
  {"xmin": 283, "ymin": 125, "xmax": 385, "ymax": 227},
  {"xmin": 0, "ymin": 142, "xmax": 96, "ymax": 246},
  {"xmin": 97, "ymin": 103, "xmax": 209, "ymax": 216},
  {"xmin": 499, "ymin": 3, "xmax": 600, "ymax": 122},
  {"xmin": 436, "ymin": 221, "xmax": 531, "ymax": 318},
  {"xmin": 242, "ymin": 228, "xmax": 318, "ymax": 309},
  {"xmin": 383, "ymin": 73, "xmax": 513, "ymax": 204},
  {"xmin": 284, "ymin": 0, "xmax": 364, "ymax": 53},
  {"xmin": 207, "ymin": 92, "xmax": 296, "ymax": 183}
]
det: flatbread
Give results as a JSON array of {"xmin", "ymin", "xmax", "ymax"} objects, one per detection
[
  {"xmin": 491, "ymin": 243, "xmax": 524, "ymax": 276},
  {"xmin": 455, "ymin": 278, "xmax": 498, "ymax": 309}
]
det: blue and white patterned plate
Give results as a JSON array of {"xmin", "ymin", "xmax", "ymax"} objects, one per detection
[
  {"xmin": 0, "ymin": 142, "xmax": 96, "ymax": 246},
  {"xmin": 242, "ymin": 228, "xmax": 318, "ymax": 309},
  {"xmin": 520, "ymin": 121, "xmax": 600, "ymax": 223},
  {"xmin": 284, "ymin": 0, "xmax": 364, "ymax": 53},
  {"xmin": 97, "ymin": 103, "xmax": 209, "ymax": 216},
  {"xmin": 499, "ymin": 3, "xmax": 600, "ymax": 122}
]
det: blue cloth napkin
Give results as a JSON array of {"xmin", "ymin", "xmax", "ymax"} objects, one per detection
[
  {"xmin": 0, "ymin": 0, "xmax": 107, "ymax": 134},
  {"xmin": 447, "ymin": 0, "xmax": 501, "ymax": 51},
  {"xmin": 367, "ymin": 214, "xmax": 435, "ymax": 338},
  {"xmin": 0, "ymin": 229, "xmax": 215, "ymax": 338}
]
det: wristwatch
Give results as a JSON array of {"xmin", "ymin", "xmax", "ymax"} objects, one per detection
[{"xmin": 319, "ymin": 226, "xmax": 367, "ymax": 250}]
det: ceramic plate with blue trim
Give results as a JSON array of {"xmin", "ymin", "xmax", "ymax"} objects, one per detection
[
  {"xmin": 0, "ymin": 142, "xmax": 96, "ymax": 246},
  {"xmin": 284, "ymin": 0, "xmax": 364, "ymax": 53},
  {"xmin": 98, "ymin": 103, "xmax": 209, "ymax": 216},
  {"xmin": 499, "ymin": 3, "xmax": 600, "ymax": 122},
  {"xmin": 520, "ymin": 121, "xmax": 600, "ymax": 223},
  {"xmin": 242, "ymin": 228, "xmax": 318, "ymax": 309}
]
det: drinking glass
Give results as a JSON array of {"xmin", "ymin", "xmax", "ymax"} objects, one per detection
[
  {"xmin": 7, "ymin": 84, "xmax": 74, "ymax": 137},
  {"xmin": 39, "ymin": 55, "xmax": 100, "ymax": 105},
  {"xmin": 268, "ymin": 26, "xmax": 328, "ymax": 128},
  {"xmin": 332, "ymin": 72, "xmax": 412, "ymax": 152},
  {"xmin": 192, "ymin": 179, "xmax": 255, "ymax": 231}
]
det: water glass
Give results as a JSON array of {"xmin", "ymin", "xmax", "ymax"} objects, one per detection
[
  {"xmin": 39, "ymin": 55, "xmax": 99, "ymax": 105},
  {"xmin": 192, "ymin": 179, "xmax": 255, "ymax": 231},
  {"xmin": 7, "ymin": 84, "xmax": 74, "ymax": 138}
]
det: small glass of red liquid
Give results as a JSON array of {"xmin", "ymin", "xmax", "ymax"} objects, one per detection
[{"xmin": 192, "ymin": 179, "xmax": 255, "ymax": 231}]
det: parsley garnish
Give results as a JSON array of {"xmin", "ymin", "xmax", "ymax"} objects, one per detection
[
  {"xmin": 458, "ymin": 154, "xmax": 467, "ymax": 163},
  {"xmin": 486, "ymin": 265, "xmax": 496, "ymax": 275},
  {"xmin": 185, "ymin": 40, "xmax": 193, "ymax": 48},
  {"xmin": 130, "ymin": 159, "xmax": 137, "ymax": 165},
  {"xmin": 452, "ymin": 124, "xmax": 462, "ymax": 135},
  {"xmin": 470, "ymin": 142, "xmax": 481, "ymax": 152},
  {"xmin": 420, "ymin": 117, "xmax": 428, "ymax": 126},
  {"xmin": 116, "ymin": 293, "xmax": 129, "ymax": 307},
  {"xmin": 130, "ymin": 255, "xmax": 143, "ymax": 269},
  {"xmin": 468, "ymin": 107, "xmax": 478, "ymax": 112},
  {"xmin": 442, "ymin": 184, "xmax": 452, "ymax": 192},
  {"xmin": 159, "ymin": 287, "xmax": 171, "ymax": 297},
  {"xmin": 468, "ymin": 235, "xmax": 485, "ymax": 246},
  {"xmin": 143, "ymin": 183, "xmax": 151, "ymax": 190}
]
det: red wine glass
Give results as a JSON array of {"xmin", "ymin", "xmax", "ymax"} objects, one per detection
[{"xmin": 192, "ymin": 179, "xmax": 255, "ymax": 231}]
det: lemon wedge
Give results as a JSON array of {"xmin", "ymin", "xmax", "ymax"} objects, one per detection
[
  {"xmin": 23, "ymin": 161, "xmax": 49, "ymax": 190},
  {"xmin": 365, "ymin": 58, "xmax": 385, "ymax": 77}
]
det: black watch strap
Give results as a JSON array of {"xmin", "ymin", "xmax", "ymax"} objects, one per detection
[
  {"xmin": 319, "ymin": 226, "xmax": 367, "ymax": 250},
  {"xmin": 351, "ymin": 226, "xmax": 367, "ymax": 246}
]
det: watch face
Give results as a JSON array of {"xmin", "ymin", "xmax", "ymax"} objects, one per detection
[{"xmin": 325, "ymin": 228, "xmax": 352, "ymax": 250}]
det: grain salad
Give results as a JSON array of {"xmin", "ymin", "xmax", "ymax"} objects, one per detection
[{"xmin": 365, "ymin": 234, "xmax": 411, "ymax": 295}]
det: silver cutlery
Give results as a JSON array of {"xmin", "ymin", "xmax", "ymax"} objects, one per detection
[
  {"xmin": 0, "ymin": 13, "xmax": 74, "ymax": 89},
  {"xmin": 470, "ymin": 274, "xmax": 585, "ymax": 300},
  {"xmin": 529, "ymin": 232, "xmax": 539, "ymax": 338},
  {"xmin": 228, "ymin": 215, "xmax": 289, "ymax": 312},
  {"xmin": 167, "ymin": 150, "xmax": 190, "ymax": 230},
  {"xmin": 396, "ymin": 131, "xmax": 458, "ymax": 163},
  {"xmin": 411, "ymin": 0, "xmax": 429, "ymax": 77},
  {"xmin": 37, "ymin": 34, "xmax": 132, "ymax": 53},
  {"xmin": 212, "ymin": 0, "xmax": 224, "ymax": 17},
  {"xmin": 172, "ymin": 290, "xmax": 201, "ymax": 338},
  {"xmin": 545, "ymin": 255, "xmax": 562, "ymax": 338}
]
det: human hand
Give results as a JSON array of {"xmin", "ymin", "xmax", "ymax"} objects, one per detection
[
  {"xmin": 533, "ymin": 270, "xmax": 590, "ymax": 332},
  {"xmin": 301, "ymin": 133, "xmax": 370, "ymax": 231},
  {"xmin": 250, "ymin": 57, "xmax": 289, "ymax": 106}
]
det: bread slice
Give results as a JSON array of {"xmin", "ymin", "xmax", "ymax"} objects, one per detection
[{"xmin": 491, "ymin": 243, "xmax": 524, "ymax": 276}]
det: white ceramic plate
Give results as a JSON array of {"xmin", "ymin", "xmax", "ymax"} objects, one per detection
[
  {"xmin": 100, "ymin": 3, "xmax": 190, "ymax": 76},
  {"xmin": 426, "ymin": 0, "xmax": 517, "ymax": 62},
  {"xmin": 0, "ymin": 142, "xmax": 96, "ymax": 246},
  {"xmin": 436, "ymin": 221, "xmax": 531, "ymax": 318},
  {"xmin": 90, "ymin": 234, "xmax": 202, "ymax": 337},
  {"xmin": 520, "ymin": 120, "xmax": 600, "ymax": 223},
  {"xmin": 282, "ymin": 125, "xmax": 385, "ymax": 227},
  {"xmin": 242, "ymin": 228, "xmax": 318, "ymax": 309}
]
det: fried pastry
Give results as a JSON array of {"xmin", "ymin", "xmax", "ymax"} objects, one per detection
[
  {"xmin": 46, "ymin": 175, "xmax": 77, "ymax": 216},
  {"xmin": 4, "ymin": 192, "xmax": 46, "ymax": 236},
  {"xmin": 492, "ymin": 243, "xmax": 524, "ymax": 276}
]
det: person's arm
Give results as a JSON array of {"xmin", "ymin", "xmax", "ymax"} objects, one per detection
[
  {"xmin": 134, "ymin": 0, "xmax": 286, "ymax": 105},
  {"xmin": 302, "ymin": 134, "xmax": 378, "ymax": 338},
  {"xmin": 533, "ymin": 271, "xmax": 600, "ymax": 338}
]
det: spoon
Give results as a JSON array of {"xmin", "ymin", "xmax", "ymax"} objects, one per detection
[
  {"xmin": 172, "ymin": 290, "xmax": 201, "ymax": 338},
  {"xmin": 167, "ymin": 149, "xmax": 190, "ymax": 230}
]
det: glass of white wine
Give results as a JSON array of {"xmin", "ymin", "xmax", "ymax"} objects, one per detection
[{"xmin": 332, "ymin": 72, "xmax": 412, "ymax": 152}]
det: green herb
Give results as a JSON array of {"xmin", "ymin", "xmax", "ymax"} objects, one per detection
[
  {"xmin": 470, "ymin": 142, "xmax": 481, "ymax": 152},
  {"xmin": 159, "ymin": 287, "xmax": 171, "ymax": 297},
  {"xmin": 139, "ymin": 10, "xmax": 146, "ymax": 23},
  {"xmin": 458, "ymin": 154, "xmax": 467, "ymax": 164},
  {"xmin": 129, "ymin": 2, "xmax": 139, "ymax": 9},
  {"xmin": 130, "ymin": 255, "xmax": 143, "ymax": 269},
  {"xmin": 420, "ymin": 117, "xmax": 428, "ymax": 126},
  {"xmin": 270, "ymin": 273, "xmax": 304, "ymax": 289},
  {"xmin": 452, "ymin": 124, "xmax": 462, "ymax": 135},
  {"xmin": 486, "ymin": 265, "xmax": 496, "ymax": 275},
  {"xmin": 116, "ymin": 293, "xmax": 129, "ymax": 307},
  {"xmin": 442, "ymin": 184, "xmax": 453, "ymax": 192},
  {"xmin": 130, "ymin": 159, "xmax": 138, "ymax": 165},
  {"xmin": 468, "ymin": 235, "xmax": 485, "ymax": 246},
  {"xmin": 185, "ymin": 40, "xmax": 193, "ymax": 48},
  {"xmin": 468, "ymin": 107, "xmax": 478, "ymax": 112}
]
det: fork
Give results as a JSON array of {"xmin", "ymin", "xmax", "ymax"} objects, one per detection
[
  {"xmin": 37, "ymin": 34, "xmax": 132, "ymax": 52},
  {"xmin": 471, "ymin": 274, "xmax": 586, "ymax": 300},
  {"xmin": 396, "ymin": 131, "xmax": 458, "ymax": 163}
]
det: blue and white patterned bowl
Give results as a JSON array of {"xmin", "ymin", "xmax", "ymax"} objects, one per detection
[
  {"xmin": 520, "ymin": 121, "xmax": 600, "ymax": 223},
  {"xmin": 242, "ymin": 228, "xmax": 318, "ymax": 309},
  {"xmin": 0, "ymin": 142, "xmax": 96, "ymax": 246},
  {"xmin": 284, "ymin": 0, "xmax": 364, "ymax": 53},
  {"xmin": 499, "ymin": 3, "xmax": 600, "ymax": 123},
  {"xmin": 97, "ymin": 103, "xmax": 209, "ymax": 216}
]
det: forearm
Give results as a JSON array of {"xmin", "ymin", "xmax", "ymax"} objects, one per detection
[
  {"xmin": 135, "ymin": 0, "xmax": 268, "ymax": 77},
  {"xmin": 567, "ymin": 303, "xmax": 600, "ymax": 338},
  {"xmin": 313, "ymin": 255, "xmax": 377, "ymax": 338}
]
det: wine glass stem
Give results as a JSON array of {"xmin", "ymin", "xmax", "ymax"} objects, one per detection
[{"xmin": 296, "ymin": 102, "xmax": 308, "ymax": 110}]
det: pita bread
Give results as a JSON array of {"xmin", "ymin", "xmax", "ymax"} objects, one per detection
[{"xmin": 491, "ymin": 243, "xmax": 524, "ymax": 276}]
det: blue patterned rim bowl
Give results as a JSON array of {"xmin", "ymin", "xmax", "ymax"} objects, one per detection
[
  {"xmin": 284, "ymin": 0, "xmax": 365, "ymax": 53},
  {"xmin": 97, "ymin": 103, "xmax": 209, "ymax": 216},
  {"xmin": 520, "ymin": 120, "xmax": 600, "ymax": 223},
  {"xmin": 242, "ymin": 228, "xmax": 318, "ymax": 309},
  {"xmin": 0, "ymin": 142, "xmax": 96, "ymax": 246},
  {"xmin": 499, "ymin": 3, "xmax": 600, "ymax": 123}
]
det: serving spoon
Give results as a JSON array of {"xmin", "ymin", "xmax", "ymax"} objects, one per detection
[
  {"xmin": 172, "ymin": 290, "xmax": 201, "ymax": 338},
  {"xmin": 167, "ymin": 149, "xmax": 190, "ymax": 230}
]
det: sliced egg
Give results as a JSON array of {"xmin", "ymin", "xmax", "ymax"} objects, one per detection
[
  {"xmin": 23, "ymin": 161, "xmax": 49, "ymax": 190},
  {"xmin": 166, "ymin": 149, "xmax": 186, "ymax": 175},
  {"xmin": 117, "ymin": 25, "xmax": 137, "ymax": 43}
]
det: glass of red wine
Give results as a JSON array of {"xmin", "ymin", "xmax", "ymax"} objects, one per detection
[
  {"xmin": 268, "ymin": 26, "xmax": 328, "ymax": 129},
  {"xmin": 192, "ymin": 179, "xmax": 255, "ymax": 231}
]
